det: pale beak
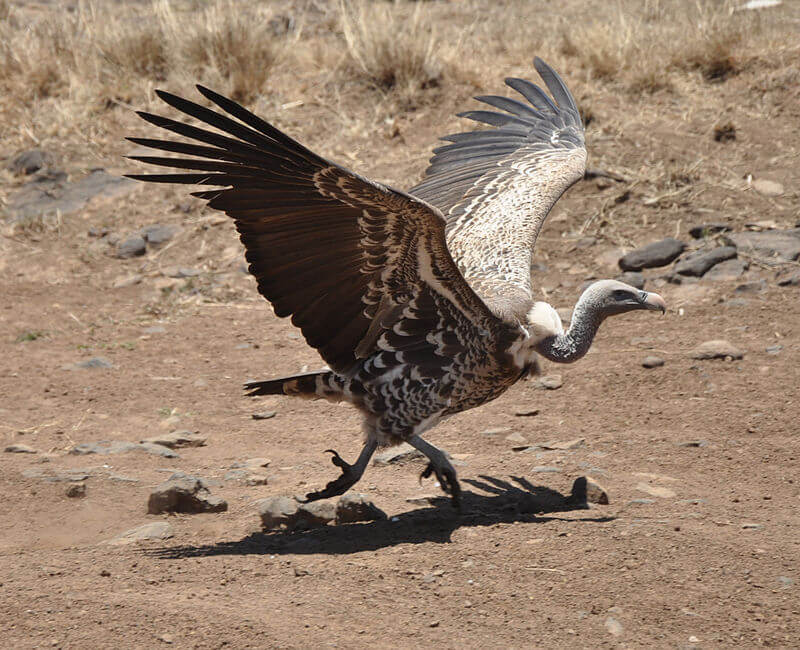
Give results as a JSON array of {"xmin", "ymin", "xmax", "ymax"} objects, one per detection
[{"xmin": 640, "ymin": 291, "xmax": 666, "ymax": 314}]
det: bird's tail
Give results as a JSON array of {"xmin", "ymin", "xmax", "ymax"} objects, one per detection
[{"xmin": 244, "ymin": 369, "xmax": 340, "ymax": 399}]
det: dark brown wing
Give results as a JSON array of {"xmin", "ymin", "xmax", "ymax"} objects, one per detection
[{"xmin": 127, "ymin": 86, "xmax": 503, "ymax": 374}]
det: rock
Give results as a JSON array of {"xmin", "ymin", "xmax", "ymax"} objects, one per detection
[
  {"xmin": 7, "ymin": 149, "xmax": 53, "ymax": 175},
  {"xmin": 7, "ymin": 169, "xmax": 137, "ymax": 223},
  {"xmin": 505, "ymin": 432, "xmax": 527, "ymax": 444},
  {"xmin": 605, "ymin": 616, "xmax": 624, "ymax": 637},
  {"xmin": 141, "ymin": 430, "xmax": 206, "ymax": 449},
  {"xmin": 735, "ymin": 279, "xmax": 766, "ymax": 293},
  {"xmin": 723, "ymin": 230, "xmax": 800, "ymax": 263},
  {"xmin": 23, "ymin": 468, "xmax": 91, "ymax": 482},
  {"xmin": 514, "ymin": 408, "xmax": 540, "ymax": 417},
  {"xmin": 537, "ymin": 437, "xmax": 584, "ymax": 451},
  {"xmin": 777, "ymin": 270, "xmax": 800, "ymax": 286},
  {"xmin": 570, "ymin": 476, "xmax": 609, "ymax": 505},
  {"xmin": 251, "ymin": 411, "xmax": 276, "ymax": 420},
  {"xmin": 64, "ymin": 357, "xmax": 113, "ymax": 370},
  {"xmin": 703, "ymin": 258, "xmax": 748, "ymax": 281},
  {"xmin": 741, "ymin": 523, "xmax": 764, "ymax": 530},
  {"xmin": 257, "ymin": 496, "xmax": 335, "ymax": 531},
  {"xmin": 531, "ymin": 466, "xmax": 560, "ymax": 473},
  {"xmin": 224, "ymin": 468, "xmax": 268, "ymax": 485},
  {"xmin": 713, "ymin": 122, "xmax": 736, "ymax": 142},
  {"xmin": 335, "ymin": 493, "xmax": 388, "ymax": 524},
  {"xmin": 535, "ymin": 374, "xmax": 563, "ymax": 390},
  {"xmin": 619, "ymin": 238, "xmax": 686, "ymax": 271},
  {"xmin": 5, "ymin": 443, "xmax": 37, "ymax": 453},
  {"xmin": 766, "ymin": 344, "xmax": 782, "ymax": 355},
  {"xmin": 636, "ymin": 482, "xmax": 676, "ymax": 498},
  {"xmin": 373, "ymin": 443, "xmax": 425, "ymax": 465},
  {"xmin": 65, "ymin": 482, "xmax": 86, "ymax": 498},
  {"xmin": 690, "ymin": 340, "xmax": 744, "ymax": 360},
  {"xmin": 615, "ymin": 271, "xmax": 645, "ymax": 289},
  {"xmin": 689, "ymin": 223, "xmax": 731, "ymax": 238},
  {"xmin": 678, "ymin": 440, "xmax": 708, "ymax": 447},
  {"xmin": 140, "ymin": 223, "xmax": 182, "ymax": 246},
  {"xmin": 230, "ymin": 457, "xmax": 271, "ymax": 470},
  {"xmin": 117, "ymin": 235, "xmax": 147, "ymax": 258},
  {"xmin": 147, "ymin": 475, "xmax": 227, "ymax": 514},
  {"xmin": 481, "ymin": 427, "xmax": 511, "ymax": 437},
  {"xmin": 642, "ymin": 355, "xmax": 665, "ymax": 368},
  {"xmin": 752, "ymin": 178, "xmax": 784, "ymax": 197},
  {"xmin": 673, "ymin": 246, "xmax": 737, "ymax": 277},
  {"xmin": 162, "ymin": 266, "xmax": 200, "ymax": 279},
  {"xmin": 106, "ymin": 522, "xmax": 173, "ymax": 545},
  {"xmin": 71, "ymin": 440, "xmax": 178, "ymax": 458},
  {"xmin": 112, "ymin": 274, "xmax": 143, "ymax": 289}
]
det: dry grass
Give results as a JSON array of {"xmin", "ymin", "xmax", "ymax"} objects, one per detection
[{"xmin": 340, "ymin": 0, "xmax": 449, "ymax": 106}]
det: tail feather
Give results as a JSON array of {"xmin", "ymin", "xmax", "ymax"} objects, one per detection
[{"xmin": 244, "ymin": 369, "xmax": 334, "ymax": 398}]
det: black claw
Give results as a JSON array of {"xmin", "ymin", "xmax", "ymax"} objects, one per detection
[
  {"xmin": 303, "ymin": 449, "xmax": 357, "ymax": 502},
  {"xmin": 419, "ymin": 462, "xmax": 462, "ymax": 509},
  {"xmin": 325, "ymin": 449, "xmax": 350, "ymax": 470}
]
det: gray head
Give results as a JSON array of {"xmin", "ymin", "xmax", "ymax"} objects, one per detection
[{"xmin": 578, "ymin": 279, "xmax": 666, "ymax": 319}]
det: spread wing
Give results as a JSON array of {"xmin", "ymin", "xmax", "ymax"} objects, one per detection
[
  {"xmin": 410, "ymin": 58, "xmax": 587, "ymax": 306},
  {"xmin": 127, "ymin": 86, "xmax": 505, "ymax": 375}
]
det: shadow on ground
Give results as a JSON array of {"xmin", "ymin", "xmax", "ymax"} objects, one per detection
[{"xmin": 146, "ymin": 475, "xmax": 613, "ymax": 558}]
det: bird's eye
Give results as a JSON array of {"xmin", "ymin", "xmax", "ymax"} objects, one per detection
[{"xmin": 611, "ymin": 290, "xmax": 630, "ymax": 301}]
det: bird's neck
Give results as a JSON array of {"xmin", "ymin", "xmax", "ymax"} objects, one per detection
[{"xmin": 533, "ymin": 298, "xmax": 603, "ymax": 363}]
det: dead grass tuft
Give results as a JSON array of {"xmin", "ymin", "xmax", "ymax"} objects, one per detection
[{"xmin": 340, "ymin": 1, "xmax": 445, "ymax": 106}]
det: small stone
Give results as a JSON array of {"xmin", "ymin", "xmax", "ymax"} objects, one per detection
[
  {"xmin": 335, "ymin": 493, "xmax": 388, "ymax": 524},
  {"xmin": 405, "ymin": 495, "xmax": 439, "ymax": 506},
  {"xmin": 514, "ymin": 408, "xmax": 540, "ymax": 417},
  {"xmin": 141, "ymin": 430, "xmax": 206, "ymax": 449},
  {"xmin": 777, "ymin": 270, "xmax": 800, "ymax": 286},
  {"xmin": 7, "ymin": 149, "xmax": 53, "ymax": 175},
  {"xmin": 690, "ymin": 340, "xmax": 744, "ymax": 360},
  {"xmin": 688, "ymin": 635, "xmax": 700, "ymax": 644},
  {"xmin": 713, "ymin": 122, "xmax": 736, "ymax": 142},
  {"xmin": 147, "ymin": 475, "xmax": 227, "ymax": 514},
  {"xmin": 636, "ymin": 482, "xmax": 676, "ymax": 498},
  {"xmin": 735, "ymin": 280, "xmax": 766, "ymax": 293},
  {"xmin": 112, "ymin": 274, "xmax": 143, "ymax": 289},
  {"xmin": 619, "ymin": 238, "xmax": 686, "ymax": 271},
  {"xmin": 615, "ymin": 271, "xmax": 645, "ymax": 289},
  {"xmin": 777, "ymin": 576, "xmax": 794, "ymax": 587},
  {"xmin": 65, "ymin": 482, "xmax": 86, "ymax": 498},
  {"xmin": 505, "ymin": 432, "xmax": 527, "ymax": 444},
  {"xmin": 251, "ymin": 411, "xmax": 277, "ymax": 420},
  {"xmin": 741, "ymin": 523, "xmax": 764, "ymax": 530},
  {"xmin": 689, "ymin": 223, "xmax": 731, "ymax": 238},
  {"xmin": 4, "ymin": 443, "xmax": 37, "ymax": 453},
  {"xmin": 627, "ymin": 498, "xmax": 655, "ymax": 505},
  {"xmin": 106, "ymin": 522, "xmax": 173, "ymax": 545},
  {"xmin": 257, "ymin": 496, "xmax": 299, "ymax": 530},
  {"xmin": 65, "ymin": 357, "xmax": 113, "ymax": 370},
  {"xmin": 642, "ymin": 355, "xmax": 664, "ymax": 368},
  {"xmin": 535, "ymin": 374, "xmax": 563, "ymax": 390},
  {"xmin": 752, "ymin": 178, "xmax": 784, "ymax": 197},
  {"xmin": 163, "ymin": 266, "xmax": 200, "ymax": 278},
  {"xmin": 703, "ymin": 258, "xmax": 748, "ymax": 282},
  {"xmin": 71, "ymin": 440, "xmax": 178, "ymax": 458},
  {"xmin": 373, "ymin": 443, "xmax": 425, "ymax": 465},
  {"xmin": 531, "ymin": 466, "xmax": 560, "ymax": 473},
  {"xmin": 140, "ymin": 224, "xmax": 182, "ymax": 246},
  {"xmin": 678, "ymin": 440, "xmax": 708, "ymax": 447},
  {"xmin": 117, "ymin": 235, "xmax": 147, "ymax": 258},
  {"xmin": 673, "ymin": 246, "xmax": 737, "ymax": 277},
  {"xmin": 723, "ymin": 230, "xmax": 800, "ymax": 264},
  {"xmin": 765, "ymin": 344, "xmax": 782, "ymax": 355},
  {"xmin": 605, "ymin": 616, "xmax": 624, "ymax": 636},
  {"xmin": 538, "ymin": 437, "xmax": 584, "ymax": 450},
  {"xmin": 570, "ymin": 476, "xmax": 609, "ymax": 505},
  {"xmin": 230, "ymin": 457, "xmax": 271, "ymax": 470},
  {"xmin": 157, "ymin": 633, "xmax": 174, "ymax": 644},
  {"xmin": 481, "ymin": 427, "xmax": 510, "ymax": 437}
]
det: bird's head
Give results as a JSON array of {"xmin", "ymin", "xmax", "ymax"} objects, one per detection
[{"xmin": 579, "ymin": 279, "xmax": 666, "ymax": 319}]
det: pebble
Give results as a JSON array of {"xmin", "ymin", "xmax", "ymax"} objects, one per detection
[
  {"xmin": 535, "ymin": 374, "xmax": 563, "ymax": 390},
  {"xmin": 373, "ymin": 443, "xmax": 424, "ymax": 465},
  {"xmin": 765, "ymin": 344, "xmax": 782, "ymax": 356},
  {"xmin": 642, "ymin": 355, "xmax": 664, "ymax": 368},
  {"xmin": 635, "ymin": 483, "xmax": 676, "ymax": 498},
  {"xmin": 5, "ymin": 443, "xmax": 37, "ymax": 453},
  {"xmin": 147, "ymin": 475, "xmax": 228, "ymax": 514},
  {"xmin": 65, "ymin": 482, "xmax": 86, "ymax": 498},
  {"xmin": 570, "ymin": 476, "xmax": 609, "ymax": 505},
  {"xmin": 230, "ymin": 457, "xmax": 271, "ymax": 470},
  {"xmin": 251, "ymin": 411, "xmax": 277, "ymax": 420},
  {"xmin": 673, "ymin": 246, "xmax": 737, "ymax": 277},
  {"xmin": 112, "ymin": 274, "xmax": 143, "ymax": 289},
  {"xmin": 257, "ymin": 496, "xmax": 335, "ymax": 531},
  {"xmin": 723, "ymin": 230, "xmax": 800, "ymax": 264},
  {"xmin": 117, "ymin": 235, "xmax": 147, "ymax": 258},
  {"xmin": 741, "ymin": 523, "xmax": 764, "ymax": 530},
  {"xmin": 514, "ymin": 408, "xmax": 540, "ymax": 417},
  {"xmin": 106, "ymin": 522, "xmax": 173, "ymax": 545},
  {"xmin": 619, "ymin": 238, "xmax": 686, "ymax": 271},
  {"xmin": 627, "ymin": 498, "xmax": 655, "ymax": 505},
  {"xmin": 689, "ymin": 223, "xmax": 731, "ymax": 238},
  {"xmin": 163, "ymin": 266, "xmax": 201, "ymax": 279},
  {"xmin": 531, "ymin": 466, "xmax": 560, "ymax": 473},
  {"xmin": 752, "ymin": 178, "xmax": 784, "ymax": 197},
  {"xmin": 734, "ymin": 279, "xmax": 766, "ymax": 293},
  {"xmin": 678, "ymin": 440, "xmax": 708, "ymax": 447},
  {"xmin": 690, "ymin": 340, "xmax": 744, "ymax": 360},
  {"xmin": 504, "ymin": 432, "xmax": 527, "ymax": 444},
  {"xmin": 7, "ymin": 148, "xmax": 52, "ymax": 175},
  {"xmin": 776, "ymin": 270, "xmax": 800, "ymax": 286},
  {"xmin": 615, "ymin": 271, "xmax": 645, "ymax": 289},
  {"xmin": 703, "ymin": 258, "xmax": 748, "ymax": 281},
  {"xmin": 23, "ymin": 468, "xmax": 91, "ymax": 483},
  {"xmin": 71, "ymin": 440, "xmax": 178, "ymax": 458},
  {"xmin": 140, "ymin": 224, "xmax": 182, "ymax": 247},
  {"xmin": 335, "ymin": 493, "xmax": 388, "ymax": 524},
  {"xmin": 64, "ymin": 357, "xmax": 113, "ymax": 370},
  {"xmin": 605, "ymin": 616, "xmax": 624, "ymax": 636},
  {"xmin": 141, "ymin": 430, "xmax": 206, "ymax": 449}
]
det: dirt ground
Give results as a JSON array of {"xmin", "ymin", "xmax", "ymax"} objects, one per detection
[{"xmin": 2, "ymin": 1, "xmax": 799, "ymax": 648}]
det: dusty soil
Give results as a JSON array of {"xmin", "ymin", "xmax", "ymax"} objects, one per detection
[{"xmin": 1, "ymin": 1, "xmax": 799, "ymax": 648}]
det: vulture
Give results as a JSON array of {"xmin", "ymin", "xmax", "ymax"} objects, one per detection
[{"xmin": 128, "ymin": 58, "xmax": 666, "ymax": 507}]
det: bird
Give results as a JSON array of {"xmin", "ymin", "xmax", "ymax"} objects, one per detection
[{"xmin": 127, "ymin": 57, "xmax": 666, "ymax": 508}]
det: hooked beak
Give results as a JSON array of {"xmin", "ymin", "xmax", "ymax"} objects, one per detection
[{"xmin": 639, "ymin": 291, "xmax": 666, "ymax": 314}]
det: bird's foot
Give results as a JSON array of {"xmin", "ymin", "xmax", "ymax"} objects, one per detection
[
  {"xmin": 420, "ymin": 461, "xmax": 462, "ymax": 510},
  {"xmin": 301, "ymin": 449, "xmax": 360, "ymax": 503}
]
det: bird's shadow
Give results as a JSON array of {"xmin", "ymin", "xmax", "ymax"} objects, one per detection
[{"xmin": 145, "ymin": 475, "xmax": 613, "ymax": 559}]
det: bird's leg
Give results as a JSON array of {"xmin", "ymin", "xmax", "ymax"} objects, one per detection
[
  {"xmin": 301, "ymin": 438, "xmax": 378, "ymax": 503},
  {"xmin": 407, "ymin": 435, "xmax": 461, "ymax": 509}
]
